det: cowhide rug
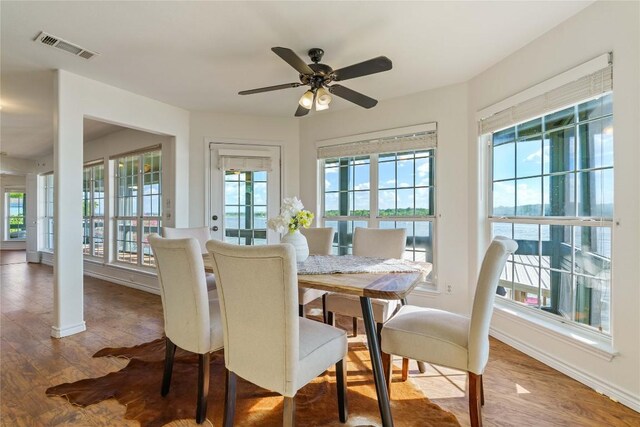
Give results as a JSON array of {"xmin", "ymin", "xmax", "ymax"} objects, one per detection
[{"xmin": 46, "ymin": 337, "xmax": 460, "ymax": 427}]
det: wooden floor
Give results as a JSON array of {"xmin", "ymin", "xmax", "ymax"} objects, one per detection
[{"xmin": 1, "ymin": 251, "xmax": 638, "ymax": 426}]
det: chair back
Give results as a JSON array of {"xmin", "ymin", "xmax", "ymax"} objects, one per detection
[
  {"xmin": 206, "ymin": 240, "xmax": 299, "ymax": 396},
  {"xmin": 353, "ymin": 227, "xmax": 406, "ymax": 259},
  {"xmin": 300, "ymin": 227, "xmax": 335, "ymax": 255},
  {"xmin": 468, "ymin": 237, "xmax": 518, "ymax": 373},
  {"xmin": 148, "ymin": 234, "xmax": 212, "ymax": 354},
  {"xmin": 163, "ymin": 226, "xmax": 210, "ymax": 254}
]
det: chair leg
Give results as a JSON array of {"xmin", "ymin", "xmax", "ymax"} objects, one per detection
[
  {"xmin": 298, "ymin": 304, "xmax": 305, "ymax": 318},
  {"xmin": 376, "ymin": 322, "xmax": 383, "ymax": 354},
  {"xmin": 382, "ymin": 351, "xmax": 392, "ymax": 392},
  {"xmin": 322, "ymin": 294, "xmax": 328, "ymax": 324},
  {"xmin": 352, "ymin": 317, "xmax": 358, "ymax": 337},
  {"xmin": 480, "ymin": 374, "xmax": 485, "ymax": 406},
  {"xmin": 161, "ymin": 338, "xmax": 177, "ymax": 396},
  {"xmin": 223, "ymin": 369, "xmax": 237, "ymax": 427},
  {"xmin": 468, "ymin": 372, "xmax": 483, "ymax": 427},
  {"xmin": 283, "ymin": 396, "xmax": 296, "ymax": 427},
  {"xmin": 335, "ymin": 359, "xmax": 348, "ymax": 422},
  {"xmin": 401, "ymin": 358, "xmax": 409, "ymax": 382},
  {"xmin": 196, "ymin": 353, "xmax": 210, "ymax": 424},
  {"xmin": 417, "ymin": 360, "xmax": 427, "ymax": 373},
  {"xmin": 327, "ymin": 311, "xmax": 335, "ymax": 327}
]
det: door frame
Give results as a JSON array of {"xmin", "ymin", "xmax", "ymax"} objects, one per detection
[{"xmin": 204, "ymin": 139, "xmax": 283, "ymax": 243}]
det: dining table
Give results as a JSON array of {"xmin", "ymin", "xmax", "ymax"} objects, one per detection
[{"xmin": 204, "ymin": 253, "xmax": 430, "ymax": 427}]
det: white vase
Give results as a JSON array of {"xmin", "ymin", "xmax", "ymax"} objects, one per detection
[{"xmin": 281, "ymin": 230, "xmax": 309, "ymax": 262}]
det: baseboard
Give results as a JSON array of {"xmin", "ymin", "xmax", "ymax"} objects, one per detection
[
  {"xmin": 490, "ymin": 327, "xmax": 640, "ymax": 412},
  {"xmin": 0, "ymin": 241, "xmax": 26, "ymax": 250},
  {"xmin": 83, "ymin": 269, "xmax": 160, "ymax": 295},
  {"xmin": 50, "ymin": 322, "xmax": 86, "ymax": 338}
]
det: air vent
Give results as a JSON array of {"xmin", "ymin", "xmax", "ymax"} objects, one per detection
[{"xmin": 34, "ymin": 31, "xmax": 99, "ymax": 60}]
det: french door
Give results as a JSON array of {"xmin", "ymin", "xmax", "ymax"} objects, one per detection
[{"xmin": 209, "ymin": 143, "xmax": 280, "ymax": 245}]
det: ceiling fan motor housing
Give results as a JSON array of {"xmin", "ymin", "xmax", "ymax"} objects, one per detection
[{"xmin": 308, "ymin": 48, "xmax": 324, "ymax": 63}]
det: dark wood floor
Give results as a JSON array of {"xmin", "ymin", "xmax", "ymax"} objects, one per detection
[
  {"xmin": 1, "ymin": 250, "xmax": 638, "ymax": 426},
  {"xmin": 0, "ymin": 250, "xmax": 26, "ymax": 265}
]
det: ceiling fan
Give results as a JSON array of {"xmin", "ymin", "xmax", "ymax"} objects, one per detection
[{"xmin": 238, "ymin": 47, "xmax": 392, "ymax": 117}]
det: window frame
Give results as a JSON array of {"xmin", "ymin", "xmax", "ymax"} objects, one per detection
[
  {"xmin": 113, "ymin": 149, "xmax": 162, "ymax": 268},
  {"xmin": 487, "ymin": 93, "xmax": 613, "ymax": 335},
  {"xmin": 42, "ymin": 173, "xmax": 54, "ymax": 252},
  {"xmin": 318, "ymin": 128, "xmax": 438, "ymax": 289},
  {"xmin": 5, "ymin": 190, "xmax": 27, "ymax": 241},
  {"xmin": 82, "ymin": 162, "xmax": 105, "ymax": 259}
]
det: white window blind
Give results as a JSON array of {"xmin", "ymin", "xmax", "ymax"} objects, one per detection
[
  {"xmin": 317, "ymin": 131, "xmax": 436, "ymax": 159},
  {"xmin": 479, "ymin": 64, "xmax": 612, "ymax": 135},
  {"xmin": 219, "ymin": 156, "xmax": 272, "ymax": 172}
]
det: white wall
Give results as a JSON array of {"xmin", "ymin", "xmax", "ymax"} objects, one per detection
[
  {"xmin": 188, "ymin": 112, "xmax": 300, "ymax": 227},
  {"xmin": 299, "ymin": 82, "xmax": 470, "ymax": 314},
  {"xmin": 467, "ymin": 1, "xmax": 640, "ymax": 410},
  {"xmin": 0, "ymin": 174, "xmax": 27, "ymax": 250},
  {"xmin": 0, "ymin": 156, "xmax": 36, "ymax": 175}
]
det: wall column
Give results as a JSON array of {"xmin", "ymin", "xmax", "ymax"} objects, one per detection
[{"xmin": 51, "ymin": 70, "xmax": 85, "ymax": 338}]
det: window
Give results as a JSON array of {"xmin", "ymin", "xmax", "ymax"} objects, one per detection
[
  {"xmin": 42, "ymin": 174, "xmax": 54, "ymax": 251},
  {"xmin": 5, "ymin": 191, "xmax": 26, "ymax": 240},
  {"xmin": 83, "ymin": 163, "xmax": 105, "ymax": 257},
  {"xmin": 114, "ymin": 150, "xmax": 162, "ymax": 267},
  {"xmin": 490, "ymin": 93, "xmax": 613, "ymax": 333},
  {"xmin": 320, "ymin": 130, "xmax": 436, "ymax": 283}
]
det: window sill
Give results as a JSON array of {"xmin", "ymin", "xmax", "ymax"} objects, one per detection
[
  {"xmin": 412, "ymin": 281, "xmax": 438, "ymax": 294},
  {"xmin": 83, "ymin": 256, "xmax": 105, "ymax": 265},
  {"xmin": 108, "ymin": 262, "xmax": 157, "ymax": 277},
  {"xmin": 492, "ymin": 299, "xmax": 617, "ymax": 361}
]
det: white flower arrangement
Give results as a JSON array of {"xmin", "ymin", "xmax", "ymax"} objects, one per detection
[{"xmin": 267, "ymin": 197, "xmax": 315, "ymax": 234}]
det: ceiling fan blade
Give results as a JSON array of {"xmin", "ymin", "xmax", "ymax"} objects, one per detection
[
  {"xmin": 329, "ymin": 84, "xmax": 378, "ymax": 109},
  {"xmin": 295, "ymin": 104, "xmax": 310, "ymax": 117},
  {"xmin": 238, "ymin": 82, "xmax": 301, "ymax": 95},
  {"xmin": 272, "ymin": 47, "xmax": 315, "ymax": 76},
  {"xmin": 332, "ymin": 56, "xmax": 392, "ymax": 81}
]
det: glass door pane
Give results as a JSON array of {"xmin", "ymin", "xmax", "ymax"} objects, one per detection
[{"xmin": 223, "ymin": 171, "xmax": 268, "ymax": 246}]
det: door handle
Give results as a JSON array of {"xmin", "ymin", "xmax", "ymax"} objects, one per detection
[
  {"xmin": 212, "ymin": 215, "xmax": 218, "ymax": 221},
  {"xmin": 212, "ymin": 226, "xmax": 219, "ymax": 231}
]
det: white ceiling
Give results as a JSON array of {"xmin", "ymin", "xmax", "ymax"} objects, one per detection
[{"xmin": 1, "ymin": 1, "xmax": 593, "ymax": 159}]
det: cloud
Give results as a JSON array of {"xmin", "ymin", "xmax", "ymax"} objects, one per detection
[
  {"xmin": 493, "ymin": 181, "xmax": 515, "ymax": 208},
  {"xmin": 526, "ymin": 149, "xmax": 542, "ymax": 162},
  {"xmin": 517, "ymin": 181, "xmax": 542, "ymax": 205},
  {"xmin": 417, "ymin": 161, "xmax": 430, "ymax": 178}
]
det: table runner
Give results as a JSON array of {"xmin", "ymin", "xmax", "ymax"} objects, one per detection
[{"xmin": 298, "ymin": 255, "xmax": 430, "ymax": 277}]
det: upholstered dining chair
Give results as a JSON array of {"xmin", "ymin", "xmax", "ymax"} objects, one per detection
[
  {"xmin": 162, "ymin": 226, "xmax": 216, "ymax": 292},
  {"xmin": 324, "ymin": 227, "xmax": 421, "ymax": 379},
  {"xmin": 324, "ymin": 227, "xmax": 405, "ymax": 332},
  {"xmin": 148, "ymin": 234, "xmax": 224, "ymax": 424},
  {"xmin": 298, "ymin": 227, "xmax": 335, "ymax": 321},
  {"xmin": 380, "ymin": 237, "xmax": 518, "ymax": 427},
  {"xmin": 206, "ymin": 240, "xmax": 348, "ymax": 427}
]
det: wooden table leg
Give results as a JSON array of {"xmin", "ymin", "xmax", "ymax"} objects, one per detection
[{"xmin": 360, "ymin": 296, "xmax": 394, "ymax": 427}]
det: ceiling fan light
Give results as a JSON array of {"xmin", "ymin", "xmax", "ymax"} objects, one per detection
[
  {"xmin": 299, "ymin": 90, "xmax": 314, "ymax": 109},
  {"xmin": 316, "ymin": 87, "xmax": 332, "ymax": 106},
  {"xmin": 315, "ymin": 100, "xmax": 329, "ymax": 111}
]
